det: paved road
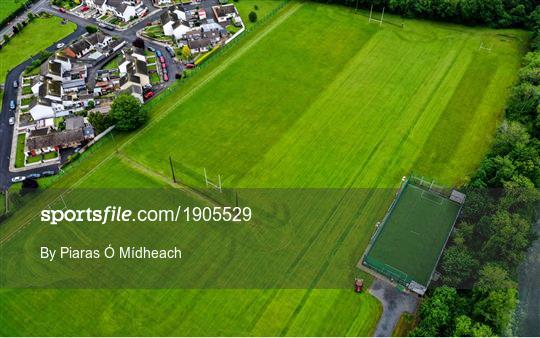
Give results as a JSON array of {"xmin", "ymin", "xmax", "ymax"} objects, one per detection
[
  {"xmin": 0, "ymin": 0, "xmax": 202, "ymax": 188},
  {"xmin": 369, "ymin": 279, "xmax": 419, "ymax": 337}
]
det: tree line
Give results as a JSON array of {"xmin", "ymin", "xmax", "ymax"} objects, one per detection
[
  {"xmin": 411, "ymin": 6, "xmax": 540, "ymax": 337},
  {"xmin": 310, "ymin": 0, "xmax": 537, "ymax": 27}
]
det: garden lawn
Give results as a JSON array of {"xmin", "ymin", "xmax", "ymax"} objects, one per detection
[
  {"xmin": 0, "ymin": 16, "xmax": 76, "ymax": 84},
  {"xmin": 103, "ymin": 55, "xmax": 121, "ymax": 70},
  {"xmin": 14, "ymin": 134, "xmax": 25, "ymax": 168},
  {"xmin": 0, "ymin": 1, "xmax": 528, "ymax": 336}
]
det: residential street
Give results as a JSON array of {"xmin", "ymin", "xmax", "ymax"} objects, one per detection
[
  {"xmin": 0, "ymin": 23, "xmax": 86, "ymax": 190},
  {"xmin": 0, "ymin": 0, "xmax": 199, "ymax": 189},
  {"xmin": 0, "ymin": 0, "xmax": 50, "ymax": 41}
]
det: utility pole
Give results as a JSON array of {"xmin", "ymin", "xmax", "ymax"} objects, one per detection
[{"xmin": 169, "ymin": 155, "xmax": 176, "ymax": 183}]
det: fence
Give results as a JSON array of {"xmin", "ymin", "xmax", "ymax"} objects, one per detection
[{"xmin": 409, "ymin": 173, "xmax": 453, "ymax": 198}]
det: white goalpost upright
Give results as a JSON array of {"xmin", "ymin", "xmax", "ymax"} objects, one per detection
[
  {"xmin": 204, "ymin": 168, "xmax": 222, "ymax": 192},
  {"xmin": 368, "ymin": 4, "xmax": 385, "ymax": 26}
]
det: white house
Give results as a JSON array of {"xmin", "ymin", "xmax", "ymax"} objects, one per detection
[
  {"xmin": 161, "ymin": 10, "xmax": 193, "ymax": 40},
  {"xmin": 87, "ymin": 0, "xmax": 144, "ymax": 22}
]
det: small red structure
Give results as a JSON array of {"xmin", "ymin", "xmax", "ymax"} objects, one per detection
[{"xmin": 354, "ymin": 278, "xmax": 364, "ymax": 293}]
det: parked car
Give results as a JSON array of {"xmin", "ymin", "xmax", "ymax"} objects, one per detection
[
  {"xmin": 159, "ymin": 56, "xmax": 165, "ymax": 63},
  {"xmin": 56, "ymin": 42, "xmax": 65, "ymax": 49},
  {"xmin": 11, "ymin": 176, "xmax": 26, "ymax": 183},
  {"xmin": 8, "ymin": 117, "xmax": 15, "ymax": 125},
  {"xmin": 58, "ymin": 7, "xmax": 66, "ymax": 13},
  {"xmin": 144, "ymin": 91, "xmax": 154, "ymax": 100},
  {"xmin": 166, "ymin": 46, "xmax": 175, "ymax": 57},
  {"xmin": 156, "ymin": 50, "xmax": 162, "ymax": 57},
  {"xmin": 9, "ymin": 100, "xmax": 15, "ymax": 110},
  {"xmin": 13, "ymin": 80, "xmax": 18, "ymax": 88},
  {"xmin": 148, "ymin": 46, "xmax": 156, "ymax": 52},
  {"xmin": 186, "ymin": 63, "xmax": 195, "ymax": 69},
  {"xmin": 81, "ymin": 5, "xmax": 89, "ymax": 11},
  {"xmin": 142, "ymin": 84, "xmax": 152, "ymax": 94},
  {"xmin": 163, "ymin": 73, "xmax": 169, "ymax": 82},
  {"xmin": 161, "ymin": 63, "xmax": 167, "ymax": 70},
  {"xmin": 41, "ymin": 171, "xmax": 55, "ymax": 176},
  {"xmin": 27, "ymin": 173, "xmax": 41, "ymax": 179}
]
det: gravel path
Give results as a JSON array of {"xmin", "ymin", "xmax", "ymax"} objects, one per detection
[{"xmin": 369, "ymin": 279, "xmax": 419, "ymax": 337}]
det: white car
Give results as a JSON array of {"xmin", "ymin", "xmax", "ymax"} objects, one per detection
[
  {"xmin": 11, "ymin": 176, "xmax": 26, "ymax": 183},
  {"xmin": 56, "ymin": 42, "xmax": 65, "ymax": 49},
  {"xmin": 8, "ymin": 117, "xmax": 15, "ymax": 125}
]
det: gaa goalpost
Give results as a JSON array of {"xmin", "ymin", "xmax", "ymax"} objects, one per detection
[{"xmin": 368, "ymin": 4, "xmax": 385, "ymax": 26}]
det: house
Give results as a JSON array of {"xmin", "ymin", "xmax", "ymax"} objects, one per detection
[
  {"xmin": 64, "ymin": 39, "xmax": 93, "ymax": 58},
  {"xmin": 116, "ymin": 47, "xmax": 149, "ymax": 101},
  {"xmin": 29, "ymin": 53, "xmax": 91, "ymax": 121},
  {"xmin": 161, "ymin": 9, "xmax": 192, "ymax": 40},
  {"xmin": 201, "ymin": 19, "xmax": 227, "ymax": 35},
  {"xmin": 64, "ymin": 32, "xmax": 114, "ymax": 59},
  {"xmin": 86, "ymin": 32, "xmax": 113, "ymax": 49},
  {"xmin": 188, "ymin": 38, "xmax": 212, "ymax": 53},
  {"xmin": 26, "ymin": 124, "xmax": 94, "ymax": 154},
  {"xmin": 65, "ymin": 116, "xmax": 85, "ymax": 130},
  {"xmin": 212, "ymin": 4, "xmax": 238, "ymax": 23},
  {"xmin": 131, "ymin": 47, "xmax": 146, "ymax": 62},
  {"xmin": 87, "ymin": 0, "xmax": 145, "ymax": 22},
  {"xmin": 202, "ymin": 29, "xmax": 222, "ymax": 44},
  {"xmin": 197, "ymin": 9, "xmax": 206, "ymax": 20}
]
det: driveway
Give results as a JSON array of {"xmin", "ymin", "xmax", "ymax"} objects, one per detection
[{"xmin": 369, "ymin": 279, "xmax": 419, "ymax": 337}]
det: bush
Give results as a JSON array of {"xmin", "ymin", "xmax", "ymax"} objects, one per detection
[
  {"xmin": 194, "ymin": 45, "xmax": 221, "ymax": 66},
  {"xmin": 249, "ymin": 11, "xmax": 257, "ymax": 22},
  {"xmin": 133, "ymin": 37, "xmax": 145, "ymax": 49},
  {"xmin": 86, "ymin": 25, "xmax": 98, "ymax": 34}
]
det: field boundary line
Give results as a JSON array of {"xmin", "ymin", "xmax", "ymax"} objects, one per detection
[{"xmin": 0, "ymin": 3, "xmax": 300, "ymax": 246}]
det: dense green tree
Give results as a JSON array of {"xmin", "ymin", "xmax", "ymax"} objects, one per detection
[
  {"xmin": 410, "ymin": 286, "xmax": 459, "ymax": 336},
  {"xmin": 472, "ymin": 288, "xmax": 518, "ymax": 334},
  {"xmin": 491, "ymin": 121, "xmax": 530, "ymax": 155},
  {"xmin": 460, "ymin": 189, "xmax": 495, "ymax": 222},
  {"xmin": 480, "ymin": 210, "xmax": 532, "ymax": 270},
  {"xmin": 454, "ymin": 315, "xmax": 494, "ymax": 336},
  {"xmin": 441, "ymin": 245, "xmax": 479, "ymax": 287},
  {"xmin": 88, "ymin": 112, "xmax": 114, "ymax": 134},
  {"xmin": 506, "ymin": 82, "xmax": 540, "ymax": 124},
  {"xmin": 109, "ymin": 94, "xmax": 148, "ymax": 131},
  {"xmin": 475, "ymin": 263, "xmax": 517, "ymax": 292}
]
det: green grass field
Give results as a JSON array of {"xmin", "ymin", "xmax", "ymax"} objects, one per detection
[
  {"xmin": 125, "ymin": 2, "xmax": 526, "ymax": 189},
  {"xmin": 364, "ymin": 183, "xmax": 461, "ymax": 286},
  {"xmin": 0, "ymin": 0, "xmax": 23, "ymax": 23},
  {"xmin": 0, "ymin": 16, "xmax": 76, "ymax": 84},
  {"xmin": 0, "ymin": 1, "xmax": 528, "ymax": 335}
]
